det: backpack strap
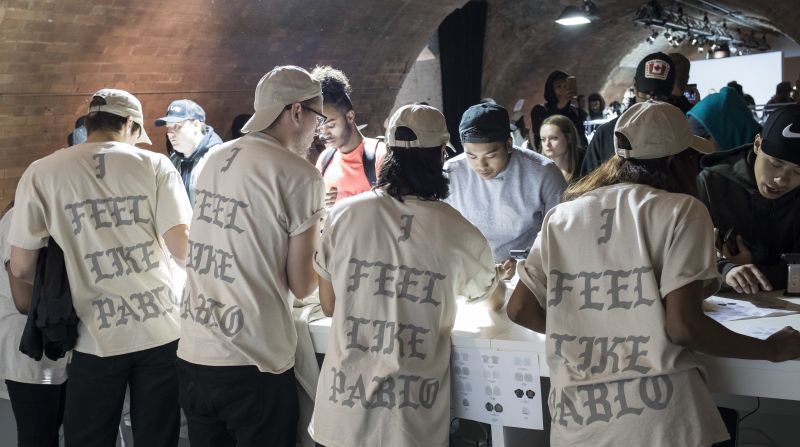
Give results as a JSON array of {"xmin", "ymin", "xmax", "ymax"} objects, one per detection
[
  {"xmin": 362, "ymin": 138, "xmax": 379, "ymax": 186},
  {"xmin": 320, "ymin": 147, "xmax": 337, "ymax": 175}
]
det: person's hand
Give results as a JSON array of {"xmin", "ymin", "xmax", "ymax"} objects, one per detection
[
  {"xmin": 725, "ymin": 264, "xmax": 772, "ymax": 294},
  {"xmin": 324, "ymin": 187, "xmax": 338, "ymax": 208},
  {"xmin": 497, "ymin": 258, "xmax": 517, "ymax": 281},
  {"xmin": 766, "ymin": 326, "xmax": 800, "ymax": 362},
  {"xmin": 720, "ymin": 234, "xmax": 753, "ymax": 266}
]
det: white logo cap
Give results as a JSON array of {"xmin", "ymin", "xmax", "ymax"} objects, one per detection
[
  {"xmin": 241, "ymin": 66, "xmax": 322, "ymax": 134},
  {"xmin": 385, "ymin": 104, "xmax": 450, "ymax": 149},
  {"xmin": 88, "ymin": 89, "xmax": 152, "ymax": 145},
  {"xmin": 614, "ymin": 100, "xmax": 714, "ymax": 160}
]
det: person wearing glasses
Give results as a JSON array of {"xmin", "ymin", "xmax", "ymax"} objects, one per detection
[
  {"xmin": 311, "ymin": 66, "xmax": 387, "ymax": 206},
  {"xmin": 175, "ymin": 65, "xmax": 326, "ymax": 447},
  {"xmin": 154, "ymin": 99, "xmax": 223, "ymax": 204}
]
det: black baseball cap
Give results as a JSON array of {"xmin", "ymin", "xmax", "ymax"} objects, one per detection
[
  {"xmin": 760, "ymin": 104, "xmax": 800, "ymax": 165},
  {"xmin": 154, "ymin": 99, "xmax": 206, "ymax": 126},
  {"xmin": 634, "ymin": 52, "xmax": 675, "ymax": 97},
  {"xmin": 459, "ymin": 103, "xmax": 511, "ymax": 144}
]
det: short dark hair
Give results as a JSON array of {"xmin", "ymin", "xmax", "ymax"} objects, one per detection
[
  {"xmin": 311, "ymin": 65, "xmax": 353, "ymax": 113},
  {"xmin": 376, "ymin": 146, "xmax": 449, "ymax": 202},
  {"xmin": 84, "ymin": 97, "xmax": 141, "ymax": 137}
]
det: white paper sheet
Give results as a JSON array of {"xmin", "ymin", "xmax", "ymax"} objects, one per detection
[
  {"xmin": 703, "ymin": 296, "xmax": 798, "ymax": 322},
  {"xmin": 738, "ymin": 325, "xmax": 781, "ymax": 340}
]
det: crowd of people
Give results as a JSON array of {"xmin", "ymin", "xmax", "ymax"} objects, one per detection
[{"xmin": 2, "ymin": 51, "xmax": 800, "ymax": 447}]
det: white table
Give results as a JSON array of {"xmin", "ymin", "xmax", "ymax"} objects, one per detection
[{"xmin": 308, "ymin": 293, "xmax": 800, "ymax": 447}]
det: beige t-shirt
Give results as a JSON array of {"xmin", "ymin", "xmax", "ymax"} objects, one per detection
[
  {"xmin": 177, "ymin": 132, "xmax": 325, "ymax": 373},
  {"xmin": 310, "ymin": 190, "xmax": 499, "ymax": 447},
  {"xmin": 9, "ymin": 142, "xmax": 192, "ymax": 357},
  {"xmin": 519, "ymin": 183, "xmax": 729, "ymax": 447},
  {"xmin": 1, "ymin": 209, "xmax": 69, "ymax": 384}
]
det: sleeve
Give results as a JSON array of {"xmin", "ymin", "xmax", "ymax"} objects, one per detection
[
  {"xmin": 579, "ymin": 123, "xmax": 609, "ymax": 178},
  {"xmin": 517, "ymin": 221, "xmax": 549, "ymax": 309},
  {"xmin": 7, "ymin": 166, "xmax": 50, "ymax": 250},
  {"xmin": 1, "ymin": 209, "xmax": 13, "ymax": 264},
  {"xmin": 312, "ymin": 206, "xmax": 337, "ymax": 281},
  {"xmin": 375, "ymin": 141, "xmax": 388, "ymax": 176},
  {"xmin": 153, "ymin": 155, "xmax": 193, "ymax": 236},
  {"xmin": 659, "ymin": 199, "xmax": 722, "ymax": 298},
  {"xmin": 539, "ymin": 163, "xmax": 568, "ymax": 214},
  {"xmin": 459, "ymin": 242, "xmax": 501, "ymax": 304},
  {"xmin": 695, "ymin": 171, "xmax": 737, "ymax": 286},
  {"xmin": 284, "ymin": 175, "xmax": 325, "ymax": 237}
]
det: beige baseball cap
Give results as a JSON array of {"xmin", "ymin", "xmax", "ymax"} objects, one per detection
[
  {"xmin": 385, "ymin": 104, "xmax": 450, "ymax": 148},
  {"xmin": 241, "ymin": 65, "xmax": 322, "ymax": 133},
  {"xmin": 614, "ymin": 100, "xmax": 714, "ymax": 159},
  {"xmin": 88, "ymin": 89, "xmax": 152, "ymax": 145}
]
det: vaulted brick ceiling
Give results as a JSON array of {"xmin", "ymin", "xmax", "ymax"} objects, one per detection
[{"xmin": 1, "ymin": 0, "xmax": 798, "ymax": 205}]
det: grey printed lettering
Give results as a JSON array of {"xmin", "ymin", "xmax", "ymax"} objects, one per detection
[
  {"xmin": 180, "ymin": 289, "xmax": 193, "ymax": 321},
  {"xmin": 396, "ymin": 265, "xmax": 424, "ymax": 302},
  {"xmin": 92, "ymin": 153, "xmax": 106, "ymax": 179},
  {"xmin": 549, "ymin": 269, "xmax": 576, "ymax": 307},
  {"xmin": 329, "ymin": 366, "xmax": 346, "ymax": 403},
  {"xmin": 555, "ymin": 390, "xmax": 584, "ymax": 427},
  {"xmin": 346, "ymin": 316, "xmax": 370, "ymax": 352},
  {"xmin": 605, "ymin": 269, "xmax": 633, "ymax": 310},
  {"xmin": 404, "ymin": 324, "xmax": 430, "ymax": 360},
  {"xmin": 88, "ymin": 199, "xmax": 113, "ymax": 230},
  {"xmin": 220, "ymin": 147, "xmax": 242, "ymax": 172},
  {"xmin": 65, "ymin": 201, "xmax": 86, "ymax": 235},
  {"xmin": 577, "ymin": 383, "xmax": 613, "ymax": 424},
  {"xmin": 398, "ymin": 214, "xmax": 414, "ymax": 242},
  {"xmin": 224, "ymin": 199, "xmax": 248, "ymax": 234},
  {"xmin": 577, "ymin": 271, "xmax": 603, "ymax": 310},
  {"xmin": 614, "ymin": 379, "xmax": 643, "ymax": 418},
  {"xmin": 347, "ymin": 258, "xmax": 373, "ymax": 292},
  {"xmin": 193, "ymin": 189, "xmax": 249, "ymax": 233},
  {"xmin": 631, "ymin": 267, "xmax": 656, "ymax": 307},
  {"xmin": 116, "ymin": 296, "xmax": 140, "ymax": 326},
  {"xmin": 84, "ymin": 250, "xmax": 114, "ymax": 283},
  {"xmin": 130, "ymin": 290, "xmax": 162, "ymax": 321},
  {"xmin": 370, "ymin": 376, "xmax": 396, "ymax": 409},
  {"xmin": 373, "ymin": 261, "xmax": 397, "ymax": 298},
  {"xmin": 591, "ymin": 337, "xmax": 625, "ymax": 374},
  {"xmin": 186, "ymin": 241, "xmax": 236, "ymax": 284},
  {"xmin": 107, "ymin": 197, "xmax": 132, "ymax": 226},
  {"xmin": 219, "ymin": 306, "xmax": 244, "ymax": 337},
  {"xmin": 381, "ymin": 321, "xmax": 397, "ymax": 355},
  {"xmin": 196, "ymin": 189, "xmax": 214, "ymax": 223},
  {"xmin": 623, "ymin": 336, "xmax": 651, "ymax": 374},
  {"xmin": 342, "ymin": 375, "xmax": 369, "ymax": 408},
  {"xmin": 419, "ymin": 271, "xmax": 445, "ymax": 306},
  {"xmin": 577, "ymin": 336, "xmax": 595, "ymax": 371},
  {"xmin": 418, "ymin": 378, "xmax": 440, "ymax": 409},
  {"xmin": 64, "ymin": 196, "xmax": 150, "ymax": 235},
  {"xmin": 639, "ymin": 375, "xmax": 673, "ymax": 410},
  {"xmin": 92, "ymin": 297, "xmax": 115, "ymax": 329},
  {"xmin": 397, "ymin": 374, "xmax": 420, "ymax": 409},
  {"xmin": 550, "ymin": 333, "xmax": 577, "ymax": 359},
  {"xmin": 371, "ymin": 319, "xmax": 389, "ymax": 353},
  {"xmin": 597, "ymin": 208, "xmax": 615, "ymax": 244},
  {"xmin": 129, "ymin": 196, "xmax": 150, "ymax": 225}
]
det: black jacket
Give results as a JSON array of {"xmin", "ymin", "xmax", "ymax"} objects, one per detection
[
  {"xmin": 697, "ymin": 145, "xmax": 800, "ymax": 289},
  {"xmin": 577, "ymin": 116, "xmax": 617, "ymax": 179}
]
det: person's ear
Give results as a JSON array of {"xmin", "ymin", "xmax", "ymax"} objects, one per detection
[
  {"xmin": 346, "ymin": 110, "xmax": 356, "ymax": 125},
  {"xmin": 506, "ymin": 138, "xmax": 513, "ymax": 153},
  {"xmin": 753, "ymin": 134, "xmax": 762, "ymax": 154}
]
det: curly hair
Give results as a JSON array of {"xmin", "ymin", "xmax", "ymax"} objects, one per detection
[{"xmin": 310, "ymin": 65, "xmax": 353, "ymax": 113}]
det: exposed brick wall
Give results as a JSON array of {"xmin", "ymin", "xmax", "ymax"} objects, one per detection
[{"xmin": 0, "ymin": 0, "xmax": 466, "ymax": 206}]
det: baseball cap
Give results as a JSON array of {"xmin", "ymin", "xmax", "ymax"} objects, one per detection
[
  {"xmin": 614, "ymin": 100, "xmax": 714, "ymax": 159},
  {"xmin": 154, "ymin": 99, "xmax": 206, "ymax": 126},
  {"xmin": 459, "ymin": 103, "xmax": 511, "ymax": 144},
  {"xmin": 386, "ymin": 104, "xmax": 450, "ymax": 148},
  {"xmin": 760, "ymin": 104, "xmax": 800, "ymax": 165},
  {"xmin": 634, "ymin": 52, "xmax": 675, "ymax": 97},
  {"xmin": 88, "ymin": 89, "xmax": 152, "ymax": 145},
  {"xmin": 241, "ymin": 66, "xmax": 322, "ymax": 134}
]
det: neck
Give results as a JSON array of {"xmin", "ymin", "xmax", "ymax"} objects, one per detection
[
  {"xmin": 556, "ymin": 99, "xmax": 570, "ymax": 109},
  {"xmin": 339, "ymin": 130, "xmax": 364, "ymax": 154},
  {"xmin": 86, "ymin": 130, "xmax": 127, "ymax": 144}
]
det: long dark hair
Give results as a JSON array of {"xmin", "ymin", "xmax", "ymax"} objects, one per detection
[
  {"xmin": 376, "ymin": 146, "xmax": 449, "ymax": 202},
  {"xmin": 563, "ymin": 149, "xmax": 701, "ymax": 201}
]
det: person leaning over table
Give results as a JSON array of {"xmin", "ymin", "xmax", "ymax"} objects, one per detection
[{"xmin": 506, "ymin": 100, "xmax": 800, "ymax": 447}]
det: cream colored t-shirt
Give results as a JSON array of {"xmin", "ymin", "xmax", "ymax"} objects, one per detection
[
  {"xmin": 519, "ymin": 183, "xmax": 729, "ymax": 447},
  {"xmin": 1, "ymin": 209, "xmax": 69, "ymax": 384},
  {"xmin": 9, "ymin": 142, "xmax": 192, "ymax": 357},
  {"xmin": 310, "ymin": 190, "xmax": 499, "ymax": 447},
  {"xmin": 177, "ymin": 132, "xmax": 325, "ymax": 373}
]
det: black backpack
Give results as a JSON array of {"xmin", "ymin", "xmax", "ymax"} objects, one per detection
[{"xmin": 320, "ymin": 138, "xmax": 382, "ymax": 186}]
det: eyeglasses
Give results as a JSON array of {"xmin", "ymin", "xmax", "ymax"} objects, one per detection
[{"xmin": 285, "ymin": 104, "xmax": 327, "ymax": 128}]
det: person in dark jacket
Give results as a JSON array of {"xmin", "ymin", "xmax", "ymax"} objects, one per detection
[
  {"xmin": 155, "ymin": 99, "xmax": 224, "ymax": 204},
  {"xmin": 532, "ymin": 70, "xmax": 587, "ymax": 147},
  {"xmin": 697, "ymin": 104, "xmax": 800, "ymax": 293},
  {"xmin": 578, "ymin": 52, "xmax": 678, "ymax": 179}
]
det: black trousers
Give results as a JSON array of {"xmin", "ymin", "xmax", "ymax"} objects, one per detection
[
  {"xmin": 177, "ymin": 358, "xmax": 299, "ymax": 447},
  {"xmin": 5, "ymin": 379, "xmax": 67, "ymax": 447},
  {"xmin": 63, "ymin": 340, "xmax": 180, "ymax": 447}
]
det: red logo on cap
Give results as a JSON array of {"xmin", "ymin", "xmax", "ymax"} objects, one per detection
[{"xmin": 645, "ymin": 60, "xmax": 670, "ymax": 81}]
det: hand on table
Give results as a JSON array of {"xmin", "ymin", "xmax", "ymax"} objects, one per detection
[
  {"xmin": 498, "ymin": 258, "xmax": 517, "ymax": 281},
  {"xmin": 725, "ymin": 264, "xmax": 772, "ymax": 294},
  {"xmin": 766, "ymin": 326, "xmax": 800, "ymax": 362}
]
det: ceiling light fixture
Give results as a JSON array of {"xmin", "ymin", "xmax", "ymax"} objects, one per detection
[{"xmin": 555, "ymin": 0, "xmax": 599, "ymax": 26}]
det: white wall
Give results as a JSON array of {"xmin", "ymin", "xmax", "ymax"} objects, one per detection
[{"xmin": 689, "ymin": 51, "xmax": 783, "ymax": 105}]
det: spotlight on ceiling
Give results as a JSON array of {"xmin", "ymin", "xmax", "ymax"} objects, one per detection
[{"xmin": 555, "ymin": 0, "xmax": 598, "ymax": 26}]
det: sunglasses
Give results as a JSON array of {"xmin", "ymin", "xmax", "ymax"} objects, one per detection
[{"xmin": 286, "ymin": 104, "xmax": 327, "ymax": 127}]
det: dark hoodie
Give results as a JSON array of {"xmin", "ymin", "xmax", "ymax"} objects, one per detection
[
  {"xmin": 542, "ymin": 70, "xmax": 588, "ymax": 147},
  {"xmin": 697, "ymin": 144, "xmax": 800, "ymax": 289},
  {"xmin": 169, "ymin": 124, "xmax": 223, "ymax": 203}
]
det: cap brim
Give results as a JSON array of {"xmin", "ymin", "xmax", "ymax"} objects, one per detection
[
  {"xmin": 154, "ymin": 116, "xmax": 189, "ymax": 127},
  {"xmin": 240, "ymin": 105, "xmax": 284, "ymax": 134},
  {"xmin": 136, "ymin": 127, "xmax": 152, "ymax": 145},
  {"xmin": 689, "ymin": 135, "xmax": 714, "ymax": 154}
]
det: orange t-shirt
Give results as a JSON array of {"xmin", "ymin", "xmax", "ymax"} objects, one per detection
[{"xmin": 315, "ymin": 139, "xmax": 386, "ymax": 202}]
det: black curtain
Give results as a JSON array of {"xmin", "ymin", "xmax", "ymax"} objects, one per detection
[{"xmin": 438, "ymin": 0, "xmax": 487, "ymax": 154}]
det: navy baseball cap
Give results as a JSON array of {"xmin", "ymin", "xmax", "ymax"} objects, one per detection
[
  {"xmin": 154, "ymin": 99, "xmax": 206, "ymax": 126},
  {"xmin": 760, "ymin": 104, "xmax": 800, "ymax": 165},
  {"xmin": 459, "ymin": 103, "xmax": 511, "ymax": 144}
]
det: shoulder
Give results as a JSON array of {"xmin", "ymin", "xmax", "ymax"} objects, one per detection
[
  {"xmin": 512, "ymin": 146, "xmax": 560, "ymax": 172},
  {"xmin": 444, "ymin": 153, "xmax": 470, "ymax": 172}
]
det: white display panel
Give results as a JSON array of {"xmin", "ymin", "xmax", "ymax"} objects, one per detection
[{"xmin": 689, "ymin": 51, "xmax": 783, "ymax": 105}]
